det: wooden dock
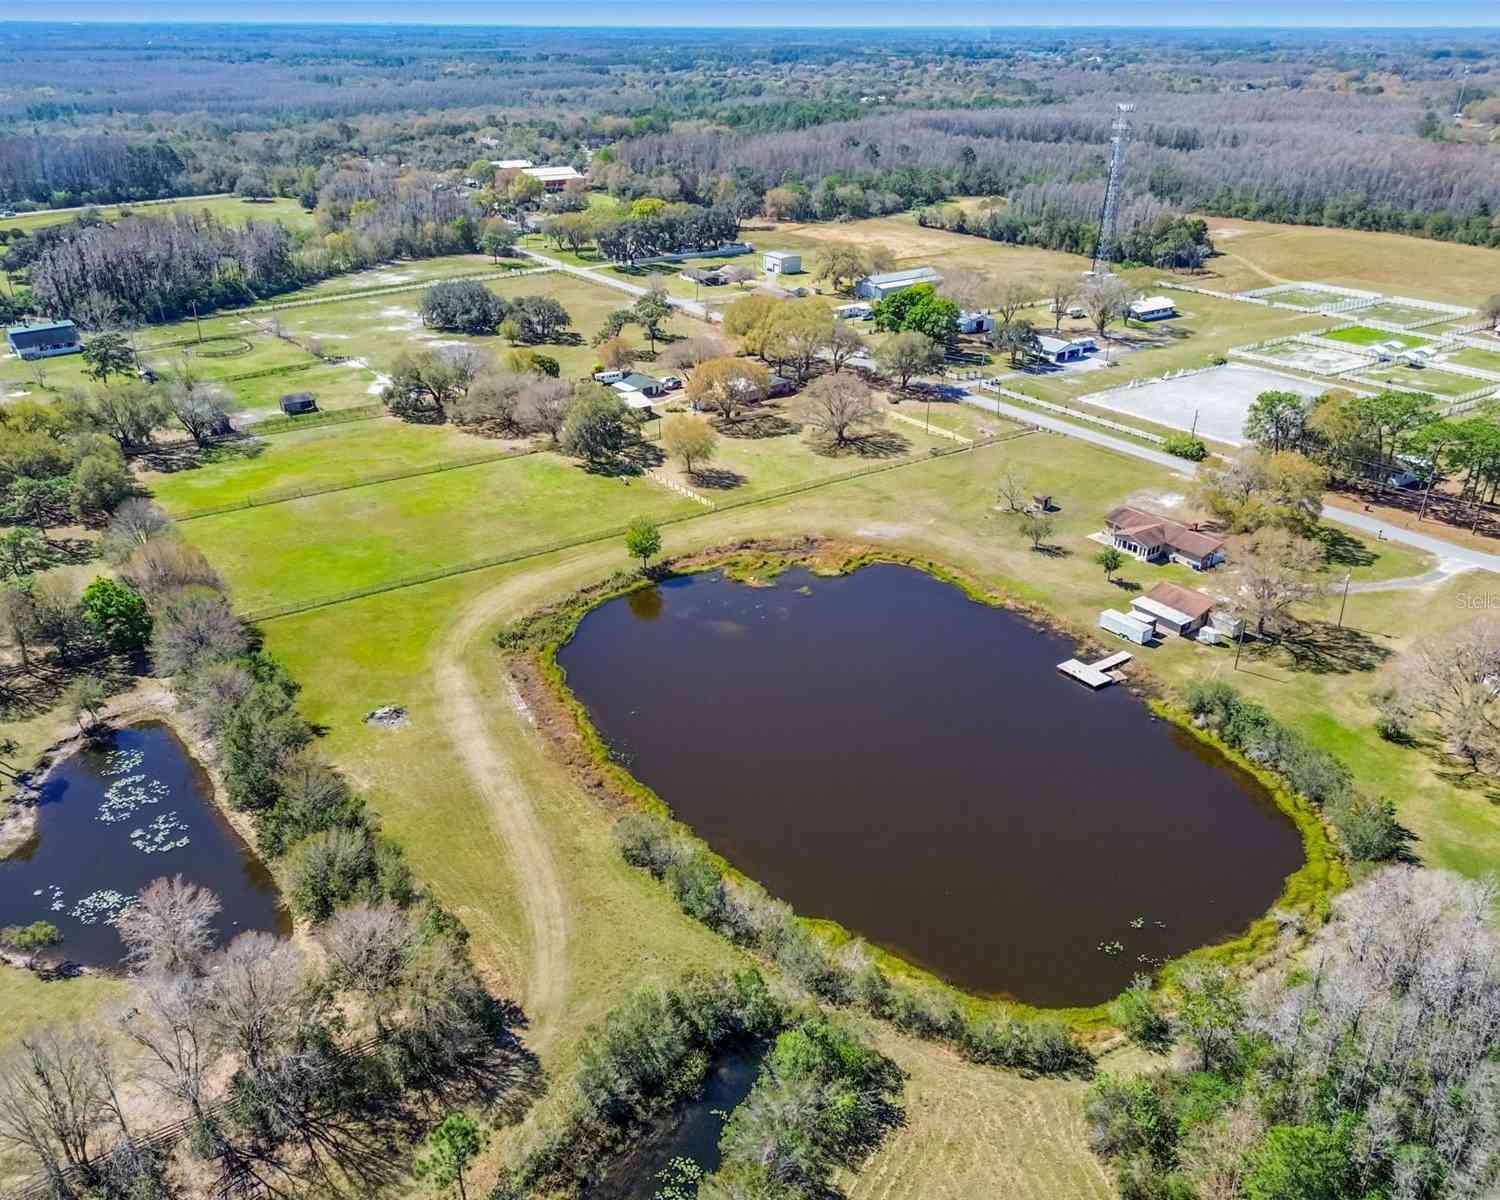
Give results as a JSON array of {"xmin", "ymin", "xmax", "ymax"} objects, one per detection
[{"xmin": 1057, "ymin": 650, "xmax": 1134, "ymax": 689}]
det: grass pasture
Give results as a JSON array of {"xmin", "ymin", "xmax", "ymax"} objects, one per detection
[
  {"xmin": 141, "ymin": 417, "xmax": 508, "ymax": 515},
  {"xmin": 267, "ymin": 269, "xmax": 702, "ymax": 383},
  {"xmin": 1353, "ymin": 364, "xmax": 1495, "ymax": 398},
  {"xmin": 2, "ymin": 194, "xmax": 316, "ymax": 233},
  {"xmin": 1252, "ymin": 286, "xmax": 1357, "ymax": 310},
  {"xmin": 1357, "ymin": 301, "xmax": 1458, "ymax": 327},
  {"xmin": 1198, "ymin": 216, "xmax": 1500, "ymax": 306},
  {"xmin": 1449, "ymin": 345, "xmax": 1500, "ymax": 374},
  {"xmin": 183, "ymin": 449, "xmax": 698, "ymax": 612},
  {"xmin": 1323, "ymin": 325, "xmax": 1430, "ymax": 348}
]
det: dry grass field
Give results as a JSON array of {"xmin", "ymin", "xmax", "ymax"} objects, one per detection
[{"xmin": 1195, "ymin": 216, "xmax": 1500, "ymax": 306}]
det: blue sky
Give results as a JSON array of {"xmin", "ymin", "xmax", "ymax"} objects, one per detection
[{"xmin": 5, "ymin": 1, "xmax": 1498, "ymax": 26}]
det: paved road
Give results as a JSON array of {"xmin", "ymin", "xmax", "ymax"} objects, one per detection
[
  {"xmin": 956, "ymin": 386, "xmax": 1500, "ymax": 578},
  {"xmin": 519, "ymin": 246, "xmax": 718, "ymax": 322}
]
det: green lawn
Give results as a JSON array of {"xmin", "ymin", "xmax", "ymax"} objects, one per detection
[
  {"xmin": 1353, "ymin": 365, "xmax": 1494, "ymax": 398},
  {"xmin": 1449, "ymin": 346, "xmax": 1500, "ymax": 374},
  {"xmin": 185, "ymin": 450, "xmax": 697, "ymax": 612},
  {"xmin": 1357, "ymin": 302, "xmax": 1453, "ymax": 327},
  {"xmin": 1323, "ymin": 325, "xmax": 1430, "ymax": 349},
  {"xmin": 143, "ymin": 418, "xmax": 516, "ymax": 515}
]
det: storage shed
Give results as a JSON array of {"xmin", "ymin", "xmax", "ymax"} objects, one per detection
[
  {"xmin": 6, "ymin": 320, "xmax": 82, "ymax": 360},
  {"xmin": 762, "ymin": 250, "xmax": 801, "ymax": 275},
  {"xmin": 1130, "ymin": 582, "xmax": 1217, "ymax": 637},
  {"xmin": 279, "ymin": 393, "xmax": 318, "ymax": 416}
]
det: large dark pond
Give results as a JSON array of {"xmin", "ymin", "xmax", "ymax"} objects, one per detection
[
  {"xmin": 1, "ymin": 722, "xmax": 288, "ymax": 968},
  {"xmin": 556, "ymin": 565, "xmax": 1305, "ymax": 1006}
]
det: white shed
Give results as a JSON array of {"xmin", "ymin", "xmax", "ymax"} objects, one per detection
[
  {"xmin": 854, "ymin": 266, "xmax": 942, "ymax": 301},
  {"xmin": 763, "ymin": 250, "xmax": 801, "ymax": 275}
]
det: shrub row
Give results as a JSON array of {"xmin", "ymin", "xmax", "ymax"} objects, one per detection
[
  {"xmin": 615, "ymin": 811, "xmax": 1092, "ymax": 1077},
  {"xmin": 1183, "ymin": 680, "xmax": 1406, "ymax": 862}
]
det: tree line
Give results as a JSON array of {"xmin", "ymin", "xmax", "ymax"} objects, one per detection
[
  {"xmin": 0, "ymin": 498, "xmax": 524, "ymax": 1198},
  {"xmin": 10, "ymin": 167, "xmax": 495, "ymax": 328},
  {"xmin": 1087, "ymin": 864, "xmax": 1500, "ymax": 1200}
]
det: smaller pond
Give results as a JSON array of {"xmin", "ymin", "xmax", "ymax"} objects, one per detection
[
  {"xmin": 590, "ymin": 1046, "xmax": 764, "ymax": 1200},
  {"xmin": 1, "ymin": 722, "xmax": 288, "ymax": 968}
]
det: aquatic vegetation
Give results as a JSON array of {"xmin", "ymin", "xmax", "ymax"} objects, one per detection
[{"xmin": 98, "ymin": 773, "xmax": 171, "ymax": 823}]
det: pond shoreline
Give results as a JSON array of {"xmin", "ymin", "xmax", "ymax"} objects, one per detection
[
  {"xmin": 500, "ymin": 537, "xmax": 1345, "ymax": 1025},
  {"xmin": 1, "ymin": 680, "xmax": 287, "ymax": 974}
]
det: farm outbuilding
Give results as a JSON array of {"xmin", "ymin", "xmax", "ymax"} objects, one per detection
[
  {"xmin": 1129, "ymin": 296, "xmax": 1178, "ymax": 322},
  {"xmin": 762, "ymin": 250, "xmax": 801, "ymax": 275},
  {"xmin": 1131, "ymin": 582, "xmax": 1217, "ymax": 638},
  {"xmin": 1036, "ymin": 335, "xmax": 1090, "ymax": 364},
  {"xmin": 6, "ymin": 320, "xmax": 82, "ymax": 360},
  {"xmin": 521, "ymin": 165, "xmax": 583, "ymax": 192},
  {"xmin": 956, "ymin": 311, "xmax": 995, "ymax": 334},
  {"xmin": 854, "ymin": 267, "xmax": 942, "ymax": 301},
  {"xmin": 279, "ymin": 393, "xmax": 318, "ymax": 415}
]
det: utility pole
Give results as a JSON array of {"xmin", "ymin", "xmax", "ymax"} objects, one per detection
[{"xmin": 1337, "ymin": 571, "xmax": 1352, "ymax": 628}]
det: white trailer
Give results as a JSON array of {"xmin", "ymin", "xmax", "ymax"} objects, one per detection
[{"xmin": 1099, "ymin": 609, "xmax": 1155, "ymax": 645}]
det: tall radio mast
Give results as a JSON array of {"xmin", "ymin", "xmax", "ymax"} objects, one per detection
[{"xmin": 1091, "ymin": 102, "xmax": 1135, "ymax": 275}]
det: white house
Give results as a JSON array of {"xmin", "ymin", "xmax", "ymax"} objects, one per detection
[
  {"xmin": 763, "ymin": 250, "xmax": 801, "ymax": 275},
  {"xmin": 956, "ymin": 311, "xmax": 994, "ymax": 334},
  {"xmin": 611, "ymin": 372, "xmax": 667, "ymax": 410},
  {"xmin": 490, "ymin": 158, "xmax": 535, "ymax": 170},
  {"xmin": 1129, "ymin": 296, "xmax": 1178, "ymax": 321},
  {"xmin": 854, "ymin": 266, "xmax": 942, "ymax": 301}
]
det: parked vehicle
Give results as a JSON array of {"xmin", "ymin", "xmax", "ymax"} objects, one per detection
[{"xmin": 661, "ymin": 375, "xmax": 683, "ymax": 391}]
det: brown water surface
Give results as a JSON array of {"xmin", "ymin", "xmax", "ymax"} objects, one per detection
[{"xmin": 556, "ymin": 565, "xmax": 1304, "ymax": 1006}]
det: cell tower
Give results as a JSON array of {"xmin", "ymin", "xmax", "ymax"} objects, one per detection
[
  {"xmin": 1090, "ymin": 102, "xmax": 1135, "ymax": 275},
  {"xmin": 1454, "ymin": 66, "xmax": 1471, "ymax": 121}
]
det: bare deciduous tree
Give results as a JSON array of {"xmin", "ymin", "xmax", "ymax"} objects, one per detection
[
  {"xmin": 1079, "ymin": 274, "xmax": 1137, "ymax": 341},
  {"xmin": 802, "ymin": 374, "xmax": 883, "ymax": 446},
  {"xmin": 1228, "ymin": 527, "xmax": 1328, "ymax": 638},
  {"xmin": 119, "ymin": 972, "xmax": 218, "ymax": 1128},
  {"xmin": 1405, "ymin": 619, "xmax": 1500, "ymax": 775},
  {"xmin": 993, "ymin": 280, "xmax": 1037, "ymax": 328},
  {"xmin": 825, "ymin": 320, "xmax": 867, "ymax": 374},
  {"xmin": 0, "ymin": 1028, "xmax": 119, "ymax": 1185},
  {"xmin": 1047, "ymin": 276, "xmax": 1081, "ymax": 332},
  {"xmin": 116, "ymin": 875, "xmax": 223, "ymax": 975},
  {"xmin": 995, "ymin": 463, "xmax": 1030, "ymax": 513},
  {"xmin": 324, "ymin": 904, "xmax": 416, "ymax": 1034},
  {"xmin": 100, "ymin": 499, "xmax": 175, "ymax": 565},
  {"xmin": 206, "ymin": 932, "xmax": 308, "ymax": 1074},
  {"xmin": 121, "ymin": 538, "xmax": 225, "ymax": 601},
  {"xmin": 150, "ymin": 586, "xmax": 247, "ymax": 675},
  {"xmin": 516, "ymin": 379, "xmax": 572, "ymax": 442}
]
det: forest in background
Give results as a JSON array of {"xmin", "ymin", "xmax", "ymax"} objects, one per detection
[{"xmin": 0, "ymin": 23, "xmax": 1497, "ymax": 250}]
